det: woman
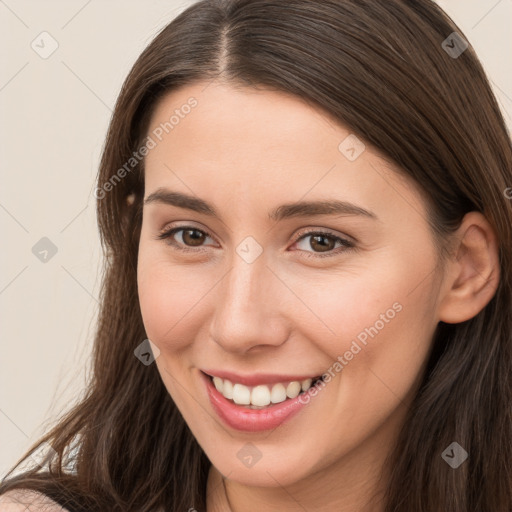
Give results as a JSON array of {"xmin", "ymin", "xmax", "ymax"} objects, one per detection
[{"xmin": 1, "ymin": 0, "xmax": 511, "ymax": 511}]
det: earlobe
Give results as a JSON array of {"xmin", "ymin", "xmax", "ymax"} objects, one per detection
[{"xmin": 438, "ymin": 212, "xmax": 500, "ymax": 324}]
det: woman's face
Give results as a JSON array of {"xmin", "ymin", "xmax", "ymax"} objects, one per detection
[{"xmin": 137, "ymin": 81, "xmax": 446, "ymax": 488}]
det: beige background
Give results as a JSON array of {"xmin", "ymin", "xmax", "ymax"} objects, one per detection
[{"xmin": 1, "ymin": 0, "xmax": 511, "ymax": 477}]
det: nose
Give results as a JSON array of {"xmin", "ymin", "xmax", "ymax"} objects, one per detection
[{"xmin": 208, "ymin": 251, "xmax": 290, "ymax": 354}]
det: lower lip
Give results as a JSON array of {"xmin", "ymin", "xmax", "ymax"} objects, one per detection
[{"xmin": 201, "ymin": 372, "xmax": 313, "ymax": 432}]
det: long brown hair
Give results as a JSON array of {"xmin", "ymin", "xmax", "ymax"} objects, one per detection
[{"xmin": 1, "ymin": 1, "xmax": 511, "ymax": 510}]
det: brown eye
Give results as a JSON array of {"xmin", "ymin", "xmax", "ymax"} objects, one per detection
[
  {"xmin": 293, "ymin": 230, "xmax": 354, "ymax": 258},
  {"xmin": 157, "ymin": 226, "xmax": 215, "ymax": 251},
  {"xmin": 309, "ymin": 234, "xmax": 336, "ymax": 252},
  {"xmin": 181, "ymin": 228, "xmax": 206, "ymax": 246}
]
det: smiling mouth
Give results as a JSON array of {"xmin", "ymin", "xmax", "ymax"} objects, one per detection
[{"xmin": 204, "ymin": 373, "xmax": 324, "ymax": 409}]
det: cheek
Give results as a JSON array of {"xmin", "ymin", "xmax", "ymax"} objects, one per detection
[
  {"xmin": 288, "ymin": 244, "xmax": 439, "ymax": 395},
  {"xmin": 137, "ymin": 243, "xmax": 213, "ymax": 351},
  {"xmin": 281, "ymin": 256, "xmax": 438, "ymax": 449},
  {"xmin": 288, "ymin": 258, "xmax": 434, "ymax": 354}
]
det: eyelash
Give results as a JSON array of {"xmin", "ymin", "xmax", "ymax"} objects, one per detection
[{"xmin": 156, "ymin": 225, "xmax": 355, "ymax": 259}]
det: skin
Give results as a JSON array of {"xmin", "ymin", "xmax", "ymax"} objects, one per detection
[{"xmin": 137, "ymin": 81, "xmax": 500, "ymax": 512}]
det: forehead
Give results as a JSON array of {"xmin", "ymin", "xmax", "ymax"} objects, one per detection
[
  {"xmin": 143, "ymin": 81, "xmax": 428, "ymax": 225},
  {"xmin": 146, "ymin": 81, "xmax": 343, "ymax": 164}
]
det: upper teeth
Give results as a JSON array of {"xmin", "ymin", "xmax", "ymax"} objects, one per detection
[{"xmin": 212, "ymin": 376, "xmax": 315, "ymax": 407}]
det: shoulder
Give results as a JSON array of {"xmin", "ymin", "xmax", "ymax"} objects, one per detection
[{"xmin": 0, "ymin": 490, "xmax": 69, "ymax": 511}]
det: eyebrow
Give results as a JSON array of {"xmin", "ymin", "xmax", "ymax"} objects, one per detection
[{"xmin": 144, "ymin": 188, "xmax": 378, "ymax": 222}]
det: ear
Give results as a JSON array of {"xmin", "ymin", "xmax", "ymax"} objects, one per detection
[{"xmin": 437, "ymin": 211, "xmax": 500, "ymax": 324}]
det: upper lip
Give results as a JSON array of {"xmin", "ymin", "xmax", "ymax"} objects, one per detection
[{"xmin": 201, "ymin": 369, "xmax": 320, "ymax": 387}]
